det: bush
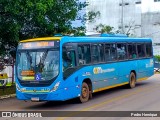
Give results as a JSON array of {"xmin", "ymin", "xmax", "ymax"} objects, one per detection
[
  {"xmin": 0, "ymin": 85, "xmax": 15, "ymax": 96},
  {"xmin": 155, "ymin": 55, "xmax": 160, "ymax": 62}
]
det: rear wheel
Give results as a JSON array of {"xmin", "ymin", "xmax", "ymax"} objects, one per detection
[
  {"xmin": 79, "ymin": 82, "xmax": 90, "ymax": 103},
  {"xmin": 128, "ymin": 72, "xmax": 136, "ymax": 88}
]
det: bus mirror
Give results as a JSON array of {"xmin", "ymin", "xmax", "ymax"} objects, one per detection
[{"xmin": 9, "ymin": 48, "xmax": 16, "ymax": 59}]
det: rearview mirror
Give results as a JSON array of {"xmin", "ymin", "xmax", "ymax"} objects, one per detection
[{"xmin": 9, "ymin": 48, "xmax": 16, "ymax": 59}]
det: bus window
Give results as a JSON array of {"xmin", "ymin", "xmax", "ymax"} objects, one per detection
[
  {"xmin": 70, "ymin": 51, "xmax": 76, "ymax": 66},
  {"xmin": 91, "ymin": 43, "xmax": 104, "ymax": 63},
  {"xmin": 91, "ymin": 44, "xmax": 99, "ymax": 63},
  {"xmin": 137, "ymin": 44, "xmax": 145, "ymax": 58},
  {"xmin": 78, "ymin": 44, "xmax": 91, "ymax": 65},
  {"xmin": 117, "ymin": 43, "xmax": 127, "ymax": 60},
  {"xmin": 146, "ymin": 43, "xmax": 152, "ymax": 57},
  {"xmin": 128, "ymin": 44, "xmax": 137, "ymax": 59},
  {"xmin": 63, "ymin": 50, "xmax": 76, "ymax": 71},
  {"xmin": 105, "ymin": 43, "xmax": 116, "ymax": 61},
  {"xmin": 98, "ymin": 44, "xmax": 104, "ymax": 62}
]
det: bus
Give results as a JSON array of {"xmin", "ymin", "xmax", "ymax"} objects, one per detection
[{"xmin": 15, "ymin": 34, "xmax": 154, "ymax": 102}]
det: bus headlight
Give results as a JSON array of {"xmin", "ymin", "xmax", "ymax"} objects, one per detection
[
  {"xmin": 51, "ymin": 81, "xmax": 60, "ymax": 92},
  {"xmin": 16, "ymin": 84, "xmax": 21, "ymax": 92}
]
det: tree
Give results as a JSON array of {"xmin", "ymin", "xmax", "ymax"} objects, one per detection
[
  {"xmin": 95, "ymin": 22, "xmax": 138, "ymax": 37},
  {"xmin": 0, "ymin": 0, "xmax": 87, "ymax": 54},
  {"xmin": 70, "ymin": 11, "xmax": 100, "ymax": 36},
  {"xmin": 82, "ymin": 11, "xmax": 100, "ymax": 24},
  {"xmin": 155, "ymin": 55, "xmax": 160, "ymax": 62},
  {"xmin": 95, "ymin": 24, "xmax": 114, "ymax": 34},
  {"xmin": 119, "ymin": 19, "xmax": 141, "ymax": 37}
]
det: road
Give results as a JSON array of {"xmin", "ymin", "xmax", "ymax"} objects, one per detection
[{"xmin": 0, "ymin": 74, "xmax": 160, "ymax": 120}]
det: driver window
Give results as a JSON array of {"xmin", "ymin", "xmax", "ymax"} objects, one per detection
[{"xmin": 63, "ymin": 50, "xmax": 76, "ymax": 71}]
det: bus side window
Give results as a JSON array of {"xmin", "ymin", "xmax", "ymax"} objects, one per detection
[
  {"xmin": 78, "ymin": 46, "xmax": 85, "ymax": 65},
  {"xmin": 137, "ymin": 44, "xmax": 145, "ymax": 58},
  {"xmin": 105, "ymin": 43, "xmax": 116, "ymax": 62},
  {"xmin": 128, "ymin": 44, "xmax": 137, "ymax": 59},
  {"xmin": 145, "ymin": 43, "xmax": 152, "ymax": 57},
  {"xmin": 91, "ymin": 44, "xmax": 99, "ymax": 63},
  {"xmin": 132, "ymin": 44, "xmax": 137, "ymax": 59},
  {"xmin": 91, "ymin": 43, "xmax": 105, "ymax": 63},
  {"xmin": 105, "ymin": 44, "xmax": 111, "ymax": 61},
  {"xmin": 117, "ymin": 43, "xmax": 127, "ymax": 60},
  {"xmin": 84, "ymin": 45, "xmax": 91, "ymax": 64},
  {"xmin": 78, "ymin": 46, "xmax": 83, "ymax": 59},
  {"xmin": 78, "ymin": 45, "xmax": 91, "ymax": 65},
  {"xmin": 98, "ymin": 44, "xmax": 104, "ymax": 62},
  {"xmin": 110, "ymin": 44, "xmax": 116, "ymax": 60}
]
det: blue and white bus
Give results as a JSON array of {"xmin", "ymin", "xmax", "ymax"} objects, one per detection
[{"xmin": 15, "ymin": 34, "xmax": 154, "ymax": 102}]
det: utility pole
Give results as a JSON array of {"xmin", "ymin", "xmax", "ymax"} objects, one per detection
[{"xmin": 121, "ymin": 0, "xmax": 124, "ymax": 34}]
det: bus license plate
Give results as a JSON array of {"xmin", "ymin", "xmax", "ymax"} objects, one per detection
[{"xmin": 31, "ymin": 97, "xmax": 39, "ymax": 101}]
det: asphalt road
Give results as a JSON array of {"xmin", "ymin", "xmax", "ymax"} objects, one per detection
[{"xmin": 0, "ymin": 74, "xmax": 160, "ymax": 120}]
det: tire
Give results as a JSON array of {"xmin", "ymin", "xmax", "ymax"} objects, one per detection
[
  {"xmin": 128, "ymin": 72, "xmax": 136, "ymax": 88},
  {"xmin": 79, "ymin": 82, "xmax": 90, "ymax": 103}
]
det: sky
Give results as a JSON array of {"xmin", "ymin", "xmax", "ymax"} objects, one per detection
[
  {"xmin": 72, "ymin": 0, "xmax": 160, "ymax": 27},
  {"xmin": 141, "ymin": 0, "xmax": 160, "ymax": 13},
  {"xmin": 72, "ymin": 0, "xmax": 86, "ymax": 27}
]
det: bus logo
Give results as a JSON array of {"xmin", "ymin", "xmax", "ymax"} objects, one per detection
[{"xmin": 93, "ymin": 67, "xmax": 115, "ymax": 74}]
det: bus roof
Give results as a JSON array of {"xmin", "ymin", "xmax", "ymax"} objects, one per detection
[
  {"xmin": 19, "ymin": 35, "xmax": 152, "ymax": 43},
  {"xmin": 100, "ymin": 33, "xmax": 128, "ymax": 37},
  {"xmin": 60, "ymin": 36, "xmax": 152, "ymax": 43},
  {"xmin": 20, "ymin": 37, "xmax": 61, "ymax": 43}
]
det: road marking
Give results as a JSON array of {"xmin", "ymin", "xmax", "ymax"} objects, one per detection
[
  {"xmin": 137, "ymin": 77, "xmax": 149, "ymax": 82},
  {"xmin": 56, "ymin": 84, "xmax": 160, "ymax": 120}
]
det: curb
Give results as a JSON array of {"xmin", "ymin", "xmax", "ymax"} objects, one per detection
[{"xmin": 0, "ymin": 94, "xmax": 16, "ymax": 100}]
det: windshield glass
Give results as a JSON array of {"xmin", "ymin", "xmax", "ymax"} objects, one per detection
[{"xmin": 17, "ymin": 50, "xmax": 59, "ymax": 81}]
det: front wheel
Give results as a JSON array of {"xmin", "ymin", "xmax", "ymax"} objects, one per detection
[
  {"xmin": 128, "ymin": 72, "xmax": 136, "ymax": 88},
  {"xmin": 79, "ymin": 82, "xmax": 90, "ymax": 103}
]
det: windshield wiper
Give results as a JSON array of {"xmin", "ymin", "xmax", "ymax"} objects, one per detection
[
  {"xmin": 26, "ymin": 51, "xmax": 32, "ymax": 65},
  {"xmin": 41, "ymin": 50, "xmax": 48, "ymax": 63}
]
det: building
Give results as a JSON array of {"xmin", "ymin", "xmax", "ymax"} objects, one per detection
[{"xmin": 86, "ymin": 0, "xmax": 160, "ymax": 55}]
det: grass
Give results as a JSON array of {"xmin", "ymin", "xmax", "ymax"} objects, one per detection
[{"xmin": 0, "ymin": 85, "xmax": 16, "ymax": 96}]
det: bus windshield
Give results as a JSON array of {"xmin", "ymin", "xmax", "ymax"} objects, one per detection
[{"xmin": 17, "ymin": 49, "xmax": 59, "ymax": 81}]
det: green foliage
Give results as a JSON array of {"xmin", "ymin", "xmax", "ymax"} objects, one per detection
[
  {"xmin": 0, "ymin": 0, "xmax": 87, "ymax": 54},
  {"xmin": 71, "ymin": 26, "xmax": 85, "ymax": 36},
  {"xmin": 0, "ymin": 85, "xmax": 16, "ymax": 96},
  {"xmin": 82, "ymin": 11, "xmax": 100, "ymax": 23},
  {"xmin": 95, "ymin": 24, "xmax": 114, "ymax": 33},
  {"xmin": 155, "ymin": 55, "xmax": 160, "ymax": 62},
  {"xmin": 95, "ymin": 24, "xmax": 130, "ymax": 37}
]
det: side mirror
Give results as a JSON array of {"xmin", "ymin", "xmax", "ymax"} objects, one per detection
[{"xmin": 9, "ymin": 48, "xmax": 16, "ymax": 59}]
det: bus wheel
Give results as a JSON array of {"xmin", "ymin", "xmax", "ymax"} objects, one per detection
[
  {"xmin": 79, "ymin": 82, "xmax": 89, "ymax": 103},
  {"xmin": 129, "ymin": 72, "xmax": 136, "ymax": 88}
]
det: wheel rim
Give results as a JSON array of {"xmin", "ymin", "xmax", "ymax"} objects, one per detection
[
  {"xmin": 82, "ymin": 87, "xmax": 88, "ymax": 98},
  {"xmin": 131, "ymin": 75, "xmax": 135, "ymax": 87}
]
